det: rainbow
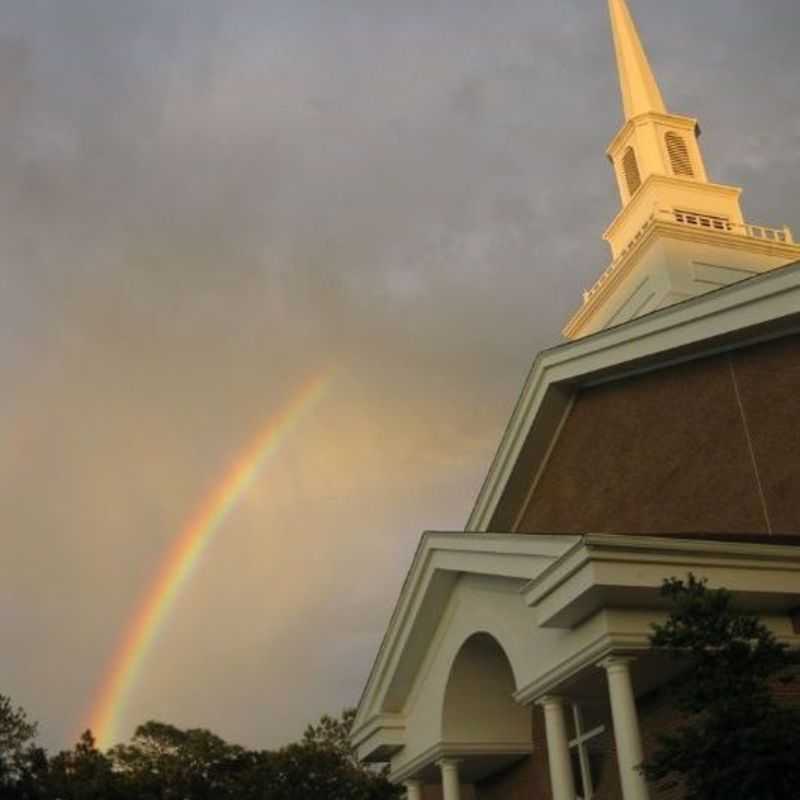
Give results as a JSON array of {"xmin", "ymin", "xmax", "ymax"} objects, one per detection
[{"xmin": 85, "ymin": 370, "xmax": 332, "ymax": 749}]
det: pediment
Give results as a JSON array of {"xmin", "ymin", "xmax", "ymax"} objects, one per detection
[{"xmin": 351, "ymin": 532, "xmax": 579, "ymax": 759}]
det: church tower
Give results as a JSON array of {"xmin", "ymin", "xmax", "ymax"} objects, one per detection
[{"xmin": 564, "ymin": 0, "xmax": 800, "ymax": 339}]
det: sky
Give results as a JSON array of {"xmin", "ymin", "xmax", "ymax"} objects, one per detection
[{"xmin": 1, "ymin": 0, "xmax": 799, "ymax": 752}]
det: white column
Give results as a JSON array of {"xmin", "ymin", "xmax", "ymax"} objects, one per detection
[
  {"xmin": 404, "ymin": 779, "xmax": 424, "ymax": 800},
  {"xmin": 600, "ymin": 657, "xmax": 650, "ymax": 800},
  {"xmin": 437, "ymin": 758, "xmax": 462, "ymax": 800},
  {"xmin": 538, "ymin": 696, "xmax": 577, "ymax": 800}
]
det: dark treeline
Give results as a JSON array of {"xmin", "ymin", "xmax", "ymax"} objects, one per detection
[{"xmin": 0, "ymin": 700, "xmax": 399, "ymax": 800}]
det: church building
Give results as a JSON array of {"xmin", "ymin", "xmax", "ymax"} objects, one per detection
[{"xmin": 352, "ymin": 2, "xmax": 800, "ymax": 799}]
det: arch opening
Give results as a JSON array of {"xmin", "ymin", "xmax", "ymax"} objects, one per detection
[{"xmin": 441, "ymin": 632, "xmax": 531, "ymax": 747}]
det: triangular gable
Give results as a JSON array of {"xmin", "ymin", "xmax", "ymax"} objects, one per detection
[
  {"xmin": 468, "ymin": 262, "xmax": 800, "ymax": 533},
  {"xmin": 351, "ymin": 532, "xmax": 578, "ymax": 761}
]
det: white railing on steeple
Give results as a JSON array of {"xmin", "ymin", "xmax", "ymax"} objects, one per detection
[
  {"xmin": 670, "ymin": 209, "xmax": 794, "ymax": 244},
  {"xmin": 582, "ymin": 209, "xmax": 796, "ymax": 305}
]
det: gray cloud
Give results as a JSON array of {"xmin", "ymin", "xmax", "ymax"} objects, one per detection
[{"xmin": 1, "ymin": 0, "xmax": 798, "ymax": 750}]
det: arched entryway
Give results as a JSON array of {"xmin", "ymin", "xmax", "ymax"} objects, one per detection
[
  {"xmin": 442, "ymin": 632, "xmax": 530, "ymax": 745},
  {"xmin": 435, "ymin": 632, "xmax": 533, "ymax": 795}
]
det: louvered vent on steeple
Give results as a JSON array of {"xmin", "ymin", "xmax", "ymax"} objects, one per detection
[
  {"xmin": 665, "ymin": 132, "xmax": 694, "ymax": 177},
  {"xmin": 622, "ymin": 147, "xmax": 642, "ymax": 196}
]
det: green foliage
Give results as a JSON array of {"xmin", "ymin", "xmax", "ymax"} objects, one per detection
[
  {"xmin": 295, "ymin": 708, "xmax": 399, "ymax": 799},
  {"xmin": 44, "ymin": 731, "xmax": 123, "ymax": 800},
  {"xmin": 0, "ymin": 694, "xmax": 39, "ymax": 795},
  {"xmin": 271, "ymin": 741, "xmax": 397, "ymax": 800},
  {"xmin": 302, "ymin": 708, "xmax": 359, "ymax": 766},
  {"xmin": 643, "ymin": 574, "xmax": 800, "ymax": 800},
  {"xmin": 0, "ymin": 702, "xmax": 400, "ymax": 800},
  {"xmin": 109, "ymin": 721, "xmax": 251, "ymax": 799}
]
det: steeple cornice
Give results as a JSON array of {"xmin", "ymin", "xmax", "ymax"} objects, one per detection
[
  {"xmin": 606, "ymin": 112, "xmax": 699, "ymax": 161},
  {"xmin": 602, "ymin": 174, "xmax": 744, "ymax": 253}
]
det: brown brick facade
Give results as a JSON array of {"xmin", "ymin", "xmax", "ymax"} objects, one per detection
[{"xmin": 514, "ymin": 333, "xmax": 800, "ymax": 537}]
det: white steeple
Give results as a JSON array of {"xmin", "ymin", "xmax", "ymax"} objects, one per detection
[
  {"xmin": 608, "ymin": 0, "xmax": 666, "ymax": 120},
  {"xmin": 562, "ymin": 0, "xmax": 800, "ymax": 340}
]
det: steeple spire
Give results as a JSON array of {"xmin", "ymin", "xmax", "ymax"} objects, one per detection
[
  {"xmin": 561, "ymin": 1, "xmax": 800, "ymax": 340},
  {"xmin": 609, "ymin": 0, "xmax": 667, "ymax": 119}
]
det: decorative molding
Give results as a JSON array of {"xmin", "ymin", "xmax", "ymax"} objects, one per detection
[
  {"xmin": 514, "ymin": 631, "xmax": 649, "ymax": 706},
  {"xmin": 536, "ymin": 695, "xmax": 571, "ymax": 708},
  {"xmin": 597, "ymin": 655, "xmax": 637, "ymax": 671},
  {"xmin": 693, "ymin": 262, "xmax": 758, "ymax": 287},
  {"xmin": 607, "ymin": 113, "xmax": 698, "ymax": 159},
  {"xmin": 523, "ymin": 534, "xmax": 800, "ymax": 630},
  {"xmin": 391, "ymin": 741, "xmax": 534, "ymax": 784},
  {"xmin": 565, "ymin": 218, "xmax": 800, "ymax": 339},
  {"xmin": 603, "ymin": 174, "xmax": 742, "ymax": 244}
]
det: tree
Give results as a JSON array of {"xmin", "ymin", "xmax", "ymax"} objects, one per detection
[
  {"xmin": 0, "ymin": 693, "xmax": 39, "ymax": 797},
  {"xmin": 0, "ymin": 697, "xmax": 400, "ymax": 800},
  {"xmin": 105, "ymin": 711, "xmax": 400, "ymax": 800},
  {"xmin": 109, "ymin": 721, "xmax": 251, "ymax": 800},
  {"xmin": 642, "ymin": 574, "xmax": 800, "ymax": 800},
  {"xmin": 302, "ymin": 708, "xmax": 359, "ymax": 767},
  {"xmin": 45, "ymin": 731, "xmax": 124, "ymax": 800},
  {"xmin": 270, "ymin": 741, "xmax": 399, "ymax": 800},
  {"xmin": 298, "ymin": 708, "xmax": 400, "ymax": 800}
]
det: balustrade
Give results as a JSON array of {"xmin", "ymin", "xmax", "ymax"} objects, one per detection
[{"xmin": 581, "ymin": 209, "xmax": 796, "ymax": 305}]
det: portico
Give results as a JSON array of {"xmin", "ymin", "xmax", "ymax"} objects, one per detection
[{"xmin": 353, "ymin": 531, "xmax": 800, "ymax": 799}]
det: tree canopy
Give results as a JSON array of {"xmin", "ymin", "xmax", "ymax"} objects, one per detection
[
  {"xmin": 643, "ymin": 574, "xmax": 800, "ymax": 800},
  {"xmin": 0, "ymin": 702, "xmax": 399, "ymax": 800}
]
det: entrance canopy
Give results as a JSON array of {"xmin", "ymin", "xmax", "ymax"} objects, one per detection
[{"xmin": 352, "ymin": 531, "xmax": 800, "ymax": 784}]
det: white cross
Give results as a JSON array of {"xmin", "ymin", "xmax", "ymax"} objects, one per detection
[{"xmin": 567, "ymin": 703, "xmax": 606, "ymax": 800}]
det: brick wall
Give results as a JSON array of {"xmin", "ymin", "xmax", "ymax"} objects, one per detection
[{"xmin": 502, "ymin": 332, "xmax": 800, "ymax": 537}]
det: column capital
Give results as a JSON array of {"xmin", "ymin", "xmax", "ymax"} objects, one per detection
[
  {"xmin": 403, "ymin": 779, "xmax": 424, "ymax": 800},
  {"xmin": 598, "ymin": 655, "xmax": 636, "ymax": 673},
  {"xmin": 438, "ymin": 758, "xmax": 462, "ymax": 800},
  {"xmin": 404, "ymin": 779, "xmax": 424, "ymax": 800},
  {"xmin": 536, "ymin": 694, "xmax": 571, "ymax": 708}
]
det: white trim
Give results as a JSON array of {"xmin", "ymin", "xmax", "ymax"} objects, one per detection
[
  {"xmin": 514, "ymin": 630, "xmax": 649, "ymax": 706},
  {"xmin": 524, "ymin": 534, "xmax": 800, "ymax": 629},
  {"xmin": 354, "ymin": 713, "xmax": 407, "ymax": 760},
  {"xmin": 467, "ymin": 262, "xmax": 800, "ymax": 533},
  {"xmin": 391, "ymin": 741, "xmax": 534, "ymax": 784},
  {"xmin": 512, "ymin": 393, "xmax": 575, "ymax": 532}
]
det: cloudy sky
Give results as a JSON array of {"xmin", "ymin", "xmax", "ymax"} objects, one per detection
[{"xmin": 2, "ymin": 0, "xmax": 799, "ymax": 752}]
